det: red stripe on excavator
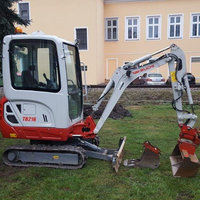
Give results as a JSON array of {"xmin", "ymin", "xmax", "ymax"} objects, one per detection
[
  {"xmin": 132, "ymin": 64, "xmax": 155, "ymax": 75},
  {"xmin": 0, "ymin": 97, "xmax": 96, "ymax": 141}
]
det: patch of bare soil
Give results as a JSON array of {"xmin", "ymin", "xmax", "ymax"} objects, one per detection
[
  {"xmin": 0, "ymin": 160, "xmax": 25, "ymax": 179},
  {"xmin": 84, "ymin": 103, "xmax": 132, "ymax": 119},
  {"xmin": 176, "ymin": 192, "xmax": 194, "ymax": 200}
]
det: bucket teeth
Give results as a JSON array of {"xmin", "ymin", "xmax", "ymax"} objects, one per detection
[
  {"xmin": 123, "ymin": 141, "xmax": 160, "ymax": 169},
  {"xmin": 170, "ymin": 144, "xmax": 200, "ymax": 177}
]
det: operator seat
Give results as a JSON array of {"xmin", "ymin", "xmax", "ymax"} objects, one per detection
[{"xmin": 22, "ymin": 65, "xmax": 37, "ymax": 88}]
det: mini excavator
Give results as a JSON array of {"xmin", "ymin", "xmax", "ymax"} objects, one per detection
[{"xmin": 1, "ymin": 31, "xmax": 200, "ymax": 177}]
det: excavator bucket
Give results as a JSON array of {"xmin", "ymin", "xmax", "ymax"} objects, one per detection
[
  {"xmin": 123, "ymin": 141, "xmax": 160, "ymax": 169},
  {"xmin": 170, "ymin": 143, "xmax": 200, "ymax": 177}
]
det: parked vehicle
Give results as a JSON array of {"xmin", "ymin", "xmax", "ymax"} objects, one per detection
[
  {"xmin": 166, "ymin": 73, "xmax": 196, "ymax": 85},
  {"xmin": 143, "ymin": 73, "xmax": 165, "ymax": 85},
  {"xmin": 132, "ymin": 76, "xmax": 145, "ymax": 85}
]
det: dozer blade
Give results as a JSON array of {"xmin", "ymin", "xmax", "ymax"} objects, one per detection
[
  {"xmin": 85, "ymin": 136, "xmax": 126, "ymax": 173},
  {"xmin": 123, "ymin": 141, "xmax": 160, "ymax": 169},
  {"xmin": 112, "ymin": 136, "xmax": 127, "ymax": 173},
  {"xmin": 170, "ymin": 144, "xmax": 200, "ymax": 177}
]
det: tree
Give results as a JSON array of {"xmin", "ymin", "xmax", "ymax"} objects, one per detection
[{"xmin": 0, "ymin": 0, "xmax": 29, "ymax": 72}]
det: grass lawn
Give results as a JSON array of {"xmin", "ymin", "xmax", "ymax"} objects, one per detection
[{"xmin": 1, "ymin": 104, "xmax": 200, "ymax": 200}]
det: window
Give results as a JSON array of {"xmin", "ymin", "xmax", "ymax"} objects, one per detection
[
  {"xmin": 168, "ymin": 14, "xmax": 183, "ymax": 39},
  {"xmin": 75, "ymin": 28, "xmax": 88, "ymax": 50},
  {"xmin": 18, "ymin": 2, "xmax": 30, "ymax": 22},
  {"xmin": 125, "ymin": 17, "xmax": 140, "ymax": 40},
  {"xmin": 9, "ymin": 39, "xmax": 60, "ymax": 92},
  {"xmin": 63, "ymin": 44, "xmax": 82, "ymax": 120},
  {"xmin": 147, "ymin": 16, "xmax": 161, "ymax": 40},
  {"xmin": 191, "ymin": 14, "xmax": 200, "ymax": 37},
  {"xmin": 105, "ymin": 18, "xmax": 118, "ymax": 41},
  {"xmin": 191, "ymin": 57, "xmax": 200, "ymax": 63}
]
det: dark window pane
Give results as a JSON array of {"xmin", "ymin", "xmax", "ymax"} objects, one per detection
[
  {"xmin": 176, "ymin": 16, "xmax": 180, "ymax": 23},
  {"xmin": 176, "ymin": 25, "xmax": 180, "ymax": 37},
  {"xmin": 154, "ymin": 26, "xmax": 159, "ymax": 38},
  {"xmin": 107, "ymin": 20, "xmax": 111, "ymax": 26},
  {"xmin": 170, "ymin": 25, "xmax": 174, "ymax": 37},
  {"xmin": 107, "ymin": 28, "xmax": 111, "ymax": 39},
  {"xmin": 113, "ymin": 20, "xmax": 117, "ymax": 26},
  {"xmin": 170, "ymin": 17, "xmax": 175, "ymax": 23},
  {"xmin": 22, "ymin": 10, "xmax": 28, "ymax": 17},
  {"xmin": 128, "ymin": 19, "xmax": 132, "ymax": 25},
  {"xmin": 18, "ymin": 3, "xmax": 30, "ymax": 22},
  {"xmin": 154, "ymin": 18, "xmax": 159, "ymax": 24},
  {"xmin": 149, "ymin": 26, "xmax": 153, "ymax": 38},
  {"xmin": 128, "ymin": 27, "xmax": 132, "ymax": 39},
  {"xmin": 198, "ymin": 24, "xmax": 200, "ymax": 36},
  {"xmin": 193, "ymin": 24, "xmax": 197, "ymax": 36},
  {"xmin": 193, "ymin": 16, "xmax": 197, "ymax": 22},
  {"xmin": 133, "ymin": 19, "xmax": 137, "ymax": 25},
  {"xmin": 192, "ymin": 57, "xmax": 200, "ymax": 62},
  {"xmin": 133, "ymin": 27, "xmax": 137, "ymax": 38},
  {"xmin": 113, "ymin": 28, "xmax": 117, "ymax": 39},
  {"xmin": 149, "ymin": 18, "xmax": 153, "ymax": 24},
  {"xmin": 76, "ymin": 28, "xmax": 87, "ymax": 50}
]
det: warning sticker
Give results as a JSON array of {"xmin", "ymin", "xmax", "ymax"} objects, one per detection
[
  {"xmin": 171, "ymin": 71, "xmax": 177, "ymax": 82},
  {"xmin": 53, "ymin": 155, "xmax": 59, "ymax": 160},
  {"xmin": 10, "ymin": 133, "xmax": 17, "ymax": 138}
]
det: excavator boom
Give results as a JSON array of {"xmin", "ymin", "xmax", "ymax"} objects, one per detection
[{"xmin": 93, "ymin": 44, "xmax": 200, "ymax": 176}]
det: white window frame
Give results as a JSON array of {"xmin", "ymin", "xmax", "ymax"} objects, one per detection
[
  {"xmin": 190, "ymin": 56, "xmax": 200, "ymax": 82},
  {"xmin": 146, "ymin": 15, "xmax": 161, "ymax": 40},
  {"xmin": 105, "ymin": 18, "xmax": 119, "ymax": 41},
  {"xmin": 168, "ymin": 14, "xmax": 183, "ymax": 39},
  {"xmin": 125, "ymin": 16, "xmax": 140, "ymax": 41},
  {"xmin": 190, "ymin": 56, "xmax": 200, "ymax": 72},
  {"xmin": 74, "ymin": 27, "xmax": 89, "ymax": 51},
  {"xmin": 17, "ymin": 1, "xmax": 31, "ymax": 21},
  {"xmin": 190, "ymin": 13, "xmax": 200, "ymax": 38}
]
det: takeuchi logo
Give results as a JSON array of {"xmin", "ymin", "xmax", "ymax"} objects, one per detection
[{"xmin": 132, "ymin": 64, "xmax": 155, "ymax": 74}]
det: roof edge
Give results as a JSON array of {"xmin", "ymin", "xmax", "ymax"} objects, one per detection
[{"xmin": 104, "ymin": 0, "xmax": 165, "ymax": 3}]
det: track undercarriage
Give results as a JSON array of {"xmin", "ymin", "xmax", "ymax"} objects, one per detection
[{"xmin": 3, "ymin": 136, "xmax": 126, "ymax": 172}]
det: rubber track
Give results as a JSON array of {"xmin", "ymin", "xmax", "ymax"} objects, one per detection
[{"xmin": 3, "ymin": 144, "xmax": 87, "ymax": 169}]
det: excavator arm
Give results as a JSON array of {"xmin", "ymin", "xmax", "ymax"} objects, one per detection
[
  {"xmin": 93, "ymin": 44, "xmax": 196, "ymax": 134},
  {"xmin": 92, "ymin": 44, "xmax": 200, "ymax": 177}
]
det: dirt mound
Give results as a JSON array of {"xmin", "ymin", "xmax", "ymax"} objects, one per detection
[{"xmin": 84, "ymin": 103, "xmax": 132, "ymax": 120}]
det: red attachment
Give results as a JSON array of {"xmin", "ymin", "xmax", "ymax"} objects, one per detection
[
  {"xmin": 177, "ymin": 124, "xmax": 200, "ymax": 156},
  {"xmin": 179, "ymin": 142, "xmax": 196, "ymax": 156},
  {"xmin": 143, "ymin": 141, "xmax": 160, "ymax": 154},
  {"xmin": 179, "ymin": 124, "xmax": 200, "ymax": 146},
  {"xmin": 0, "ymin": 97, "xmax": 96, "ymax": 141},
  {"xmin": 70, "ymin": 116, "xmax": 96, "ymax": 139}
]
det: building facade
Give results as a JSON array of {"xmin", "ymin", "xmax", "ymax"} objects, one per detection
[{"xmin": 15, "ymin": 0, "xmax": 200, "ymax": 84}]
